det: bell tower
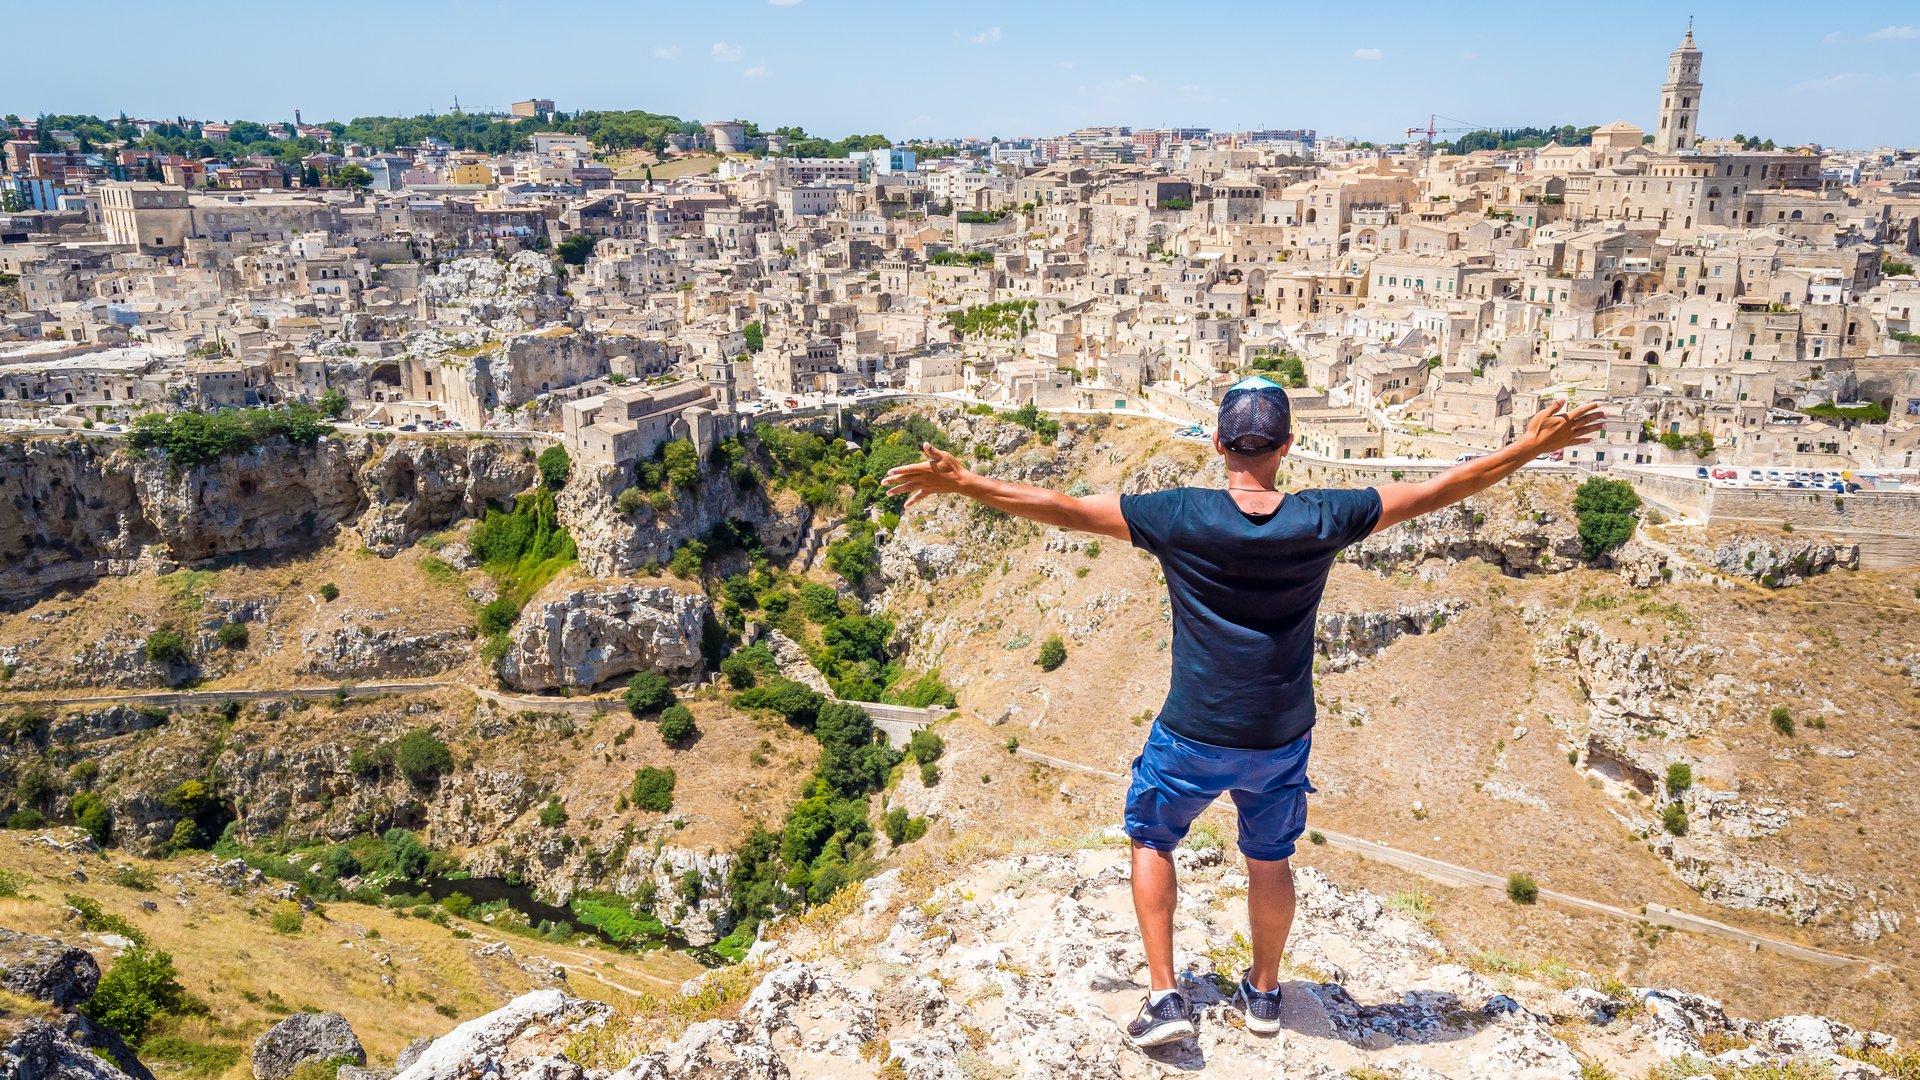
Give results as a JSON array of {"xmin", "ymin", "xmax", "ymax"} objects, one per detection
[{"xmin": 1655, "ymin": 24, "xmax": 1703, "ymax": 153}]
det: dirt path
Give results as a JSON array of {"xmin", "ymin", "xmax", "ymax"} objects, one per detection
[{"xmin": 1011, "ymin": 746, "xmax": 1866, "ymax": 969}]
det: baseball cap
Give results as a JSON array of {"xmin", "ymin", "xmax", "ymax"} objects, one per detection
[{"xmin": 1217, "ymin": 375, "xmax": 1292, "ymax": 453}]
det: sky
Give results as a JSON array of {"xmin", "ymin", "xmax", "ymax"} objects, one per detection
[{"xmin": 15, "ymin": 0, "xmax": 1920, "ymax": 148}]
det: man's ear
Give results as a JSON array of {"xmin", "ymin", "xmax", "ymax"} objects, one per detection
[
  {"xmin": 1277, "ymin": 434, "xmax": 1295, "ymax": 459},
  {"xmin": 1211, "ymin": 434, "xmax": 1226, "ymax": 457}
]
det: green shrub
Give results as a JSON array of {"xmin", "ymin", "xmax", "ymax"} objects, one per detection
[
  {"xmin": 657, "ymin": 705, "xmax": 697, "ymax": 746},
  {"xmin": 127, "ymin": 405, "xmax": 333, "ymax": 467},
  {"xmin": 1506, "ymin": 873, "xmax": 1539, "ymax": 905},
  {"xmin": 1660, "ymin": 802, "xmax": 1689, "ymax": 836},
  {"xmin": 1036, "ymin": 634, "xmax": 1067, "ymax": 672},
  {"xmin": 919, "ymin": 761, "xmax": 941, "ymax": 787},
  {"xmin": 720, "ymin": 654, "xmax": 759, "ymax": 689},
  {"xmin": 319, "ymin": 583, "xmax": 340, "ymax": 602},
  {"xmin": 630, "ymin": 767, "xmax": 676, "ymax": 813},
  {"xmin": 468, "ymin": 487, "xmax": 577, "ymax": 604},
  {"xmin": 64, "ymin": 894, "xmax": 145, "ymax": 944},
  {"xmin": 391, "ymin": 729, "xmax": 453, "ymax": 787},
  {"xmin": 906, "ymin": 729, "xmax": 944, "ymax": 766},
  {"xmin": 538, "ymin": 797, "xmax": 567, "ymax": 828},
  {"xmin": 537, "ymin": 445, "xmax": 572, "ymax": 490},
  {"xmin": 215, "ymin": 621, "xmax": 249, "ymax": 649},
  {"xmin": 7, "ymin": 809, "xmax": 47, "ymax": 829},
  {"xmin": 71, "ymin": 791, "xmax": 112, "ymax": 847},
  {"xmin": 477, "ymin": 598, "xmax": 520, "ymax": 636},
  {"xmin": 1571, "ymin": 478, "xmax": 1641, "ymax": 560},
  {"xmin": 323, "ymin": 846, "xmax": 361, "ymax": 880},
  {"xmin": 80, "ymin": 946, "xmax": 191, "ymax": 1042},
  {"xmin": 440, "ymin": 892, "xmax": 473, "ymax": 918},
  {"xmin": 1664, "ymin": 762, "xmax": 1692, "ymax": 795},
  {"xmin": 623, "ymin": 672, "xmax": 674, "ymax": 715},
  {"xmin": 662, "ymin": 440, "xmax": 701, "ymax": 488},
  {"xmin": 144, "ymin": 629, "xmax": 188, "ymax": 666},
  {"xmin": 882, "ymin": 807, "xmax": 929, "ymax": 845},
  {"xmin": 614, "ymin": 487, "xmax": 648, "ymax": 514},
  {"xmin": 799, "ymin": 582, "xmax": 843, "ymax": 623},
  {"xmin": 1770, "ymin": 706, "xmax": 1794, "ymax": 736},
  {"xmin": 383, "ymin": 828, "xmax": 432, "ymax": 879}
]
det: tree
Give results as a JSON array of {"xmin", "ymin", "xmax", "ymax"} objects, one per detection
[
  {"xmin": 657, "ymin": 705, "xmax": 697, "ymax": 745},
  {"xmin": 70, "ymin": 792, "xmax": 111, "ymax": 847},
  {"xmin": 624, "ymin": 671, "xmax": 674, "ymax": 715},
  {"xmin": 1036, "ymin": 634, "xmax": 1067, "ymax": 672},
  {"xmin": 661, "ymin": 440, "xmax": 701, "ymax": 488},
  {"xmin": 537, "ymin": 445, "xmax": 572, "ymax": 490},
  {"xmin": 630, "ymin": 766, "xmax": 676, "ymax": 812},
  {"xmin": 1770, "ymin": 706, "xmax": 1795, "ymax": 736},
  {"xmin": 799, "ymin": 583, "xmax": 842, "ymax": 623},
  {"xmin": 538, "ymin": 797, "xmax": 568, "ymax": 828},
  {"xmin": 384, "ymin": 827, "xmax": 431, "ymax": 878},
  {"xmin": 557, "ymin": 233, "xmax": 599, "ymax": 266},
  {"xmin": 742, "ymin": 320, "xmax": 764, "ymax": 353},
  {"xmin": 1571, "ymin": 478, "xmax": 1641, "ymax": 561},
  {"xmin": 906, "ymin": 729, "xmax": 944, "ymax": 766},
  {"xmin": 317, "ymin": 389, "xmax": 348, "ymax": 418},
  {"xmin": 216, "ymin": 621, "xmax": 249, "ymax": 649},
  {"xmin": 391, "ymin": 728, "xmax": 453, "ymax": 788},
  {"xmin": 334, "ymin": 163, "xmax": 374, "ymax": 189}
]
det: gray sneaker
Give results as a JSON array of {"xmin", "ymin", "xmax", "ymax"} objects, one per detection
[
  {"xmin": 1126, "ymin": 990, "xmax": 1196, "ymax": 1047},
  {"xmin": 1234, "ymin": 973, "xmax": 1283, "ymax": 1034}
]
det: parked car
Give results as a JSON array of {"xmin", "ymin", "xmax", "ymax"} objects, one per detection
[
  {"xmin": 1712, "ymin": 468, "xmax": 1736, "ymax": 480},
  {"xmin": 1845, "ymin": 482, "xmax": 1862, "ymax": 493},
  {"xmin": 364, "ymin": 421, "xmax": 386, "ymax": 430},
  {"xmin": 1748, "ymin": 470, "xmax": 1763, "ymax": 481},
  {"xmin": 784, "ymin": 398, "xmax": 799, "ymax": 407},
  {"xmin": 1786, "ymin": 480, "xmax": 1807, "ymax": 488},
  {"xmin": 1766, "ymin": 470, "xmax": 1783, "ymax": 482},
  {"xmin": 398, "ymin": 423, "xmax": 417, "ymax": 432},
  {"xmin": 1695, "ymin": 466, "xmax": 1710, "ymax": 478}
]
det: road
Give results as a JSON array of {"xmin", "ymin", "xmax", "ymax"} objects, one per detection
[{"xmin": 1010, "ymin": 747, "xmax": 1866, "ymax": 969}]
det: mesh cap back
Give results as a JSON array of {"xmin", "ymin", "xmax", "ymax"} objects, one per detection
[{"xmin": 1218, "ymin": 378, "xmax": 1292, "ymax": 453}]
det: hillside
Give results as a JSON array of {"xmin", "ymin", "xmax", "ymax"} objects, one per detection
[{"xmin": 3, "ymin": 406, "xmax": 1919, "ymax": 1076}]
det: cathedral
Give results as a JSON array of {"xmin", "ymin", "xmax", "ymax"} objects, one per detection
[{"xmin": 1536, "ymin": 27, "xmax": 1835, "ymax": 234}]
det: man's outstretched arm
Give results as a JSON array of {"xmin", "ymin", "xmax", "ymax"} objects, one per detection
[
  {"xmin": 1370, "ymin": 400, "xmax": 1607, "ymax": 534},
  {"xmin": 883, "ymin": 443, "xmax": 1131, "ymax": 541}
]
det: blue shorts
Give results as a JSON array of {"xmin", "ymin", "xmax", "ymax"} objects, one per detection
[{"xmin": 1124, "ymin": 722, "xmax": 1315, "ymax": 862}]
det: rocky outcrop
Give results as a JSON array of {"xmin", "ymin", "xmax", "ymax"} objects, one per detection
[
  {"xmin": 0, "ymin": 1018, "xmax": 136, "ymax": 1080},
  {"xmin": 1316, "ymin": 600, "xmax": 1468, "ymax": 671},
  {"xmin": 0, "ymin": 924, "xmax": 151, "ymax": 1080},
  {"xmin": 497, "ymin": 581, "xmax": 711, "ymax": 691},
  {"xmin": 1706, "ymin": 535, "xmax": 1859, "ymax": 587},
  {"xmin": 0, "ymin": 929, "xmax": 99, "ymax": 1008},
  {"xmin": 300, "ymin": 612, "xmax": 472, "ymax": 679},
  {"xmin": 397, "ymin": 847, "xmax": 1906, "ymax": 1080},
  {"xmin": 561, "ymin": 463, "xmax": 813, "ymax": 579},
  {"xmin": 1346, "ymin": 498, "xmax": 1584, "ymax": 577},
  {"xmin": 417, "ymin": 252, "xmax": 565, "ymax": 335},
  {"xmin": 357, "ymin": 439, "xmax": 538, "ymax": 555},
  {"xmin": 251, "ymin": 1012, "xmax": 367, "ymax": 1080}
]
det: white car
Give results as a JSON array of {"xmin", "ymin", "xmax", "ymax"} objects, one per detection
[
  {"xmin": 1766, "ymin": 469, "xmax": 1783, "ymax": 482},
  {"xmin": 364, "ymin": 421, "xmax": 386, "ymax": 430}
]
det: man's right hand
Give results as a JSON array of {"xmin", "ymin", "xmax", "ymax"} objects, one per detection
[{"xmin": 884, "ymin": 443, "xmax": 974, "ymax": 508}]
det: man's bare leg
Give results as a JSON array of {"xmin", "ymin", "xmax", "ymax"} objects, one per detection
[
  {"xmin": 1245, "ymin": 856, "xmax": 1296, "ymax": 991},
  {"xmin": 1130, "ymin": 841, "xmax": 1180, "ymax": 990}
]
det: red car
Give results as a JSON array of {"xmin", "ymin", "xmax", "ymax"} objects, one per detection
[{"xmin": 1711, "ymin": 468, "xmax": 1737, "ymax": 480}]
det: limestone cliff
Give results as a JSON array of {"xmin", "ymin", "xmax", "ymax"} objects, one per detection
[{"xmin": 0, "ymin": 434, "xmax": 535, "ymax": 603}]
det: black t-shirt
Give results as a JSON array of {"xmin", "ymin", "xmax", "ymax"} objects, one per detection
[{"xmin": 1120, "ymin": 486, "xmax": 1383, "ymax": 750}]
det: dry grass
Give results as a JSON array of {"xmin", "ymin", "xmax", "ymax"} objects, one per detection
[{"xmin": 0, "ymin": 833, "xmax": 695, "ymax": 1076}]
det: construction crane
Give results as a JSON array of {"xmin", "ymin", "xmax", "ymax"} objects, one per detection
[{"xmin": 1403, "ymin": 114, "xmax": 1483, "ymax": 160}]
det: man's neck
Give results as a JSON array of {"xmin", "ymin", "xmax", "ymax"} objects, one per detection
[{"xmin": 1224, "ymin": 462, "xmax": 1283, "ymax": 512}]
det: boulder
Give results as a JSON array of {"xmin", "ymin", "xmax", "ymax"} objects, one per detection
[
  {"xmin": 251, "ymin": 1012, "xmax": 365, "ymax": 1080},
  {"xmin": 497, "ymin": 582, "xmax": 711, "ymax": 691},
  {"xmin": 0, "ymin": 1017, "xmax": 135, "ymax": 1080},
  {"xmin": 0, "ymin": 929, "xmax": 100, "ymax": 1008}
]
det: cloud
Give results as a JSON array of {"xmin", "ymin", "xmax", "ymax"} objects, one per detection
[
  {"xmin": 1870, "ymin": 24, "xmax": 1919, "ymax": 39},
  {"xmin": 1822, "ymin": 30, "xmax": 1845, "ymax": 43},
  {"xmin": 966, "ymin": 26, "xmax": 1002, "ymax": 45},
  {"xmin": 1057, "ymin": 59, "xmax": 1078, "ymax": 69},
  {"xmin": 711, "ymin": 41, "xmax": 742, "ymax": 62},
  {"xmin": 1793, "ymin": 71, "xmax": 1864, "ymax": 91},
  {"xmin": 768, "ymin": 0, "xmax": 803, "ymax": 5},
  {"xmin": 742, "ymin": 63, "xmax": 769, "ymax": 78},
  {"xmin": 652, "ymin": 44, "xmax": 681, "ymax": 60},
  {"xmin": 1353, "ymin": 47, "xmax": 1383, "ymax": 61},
  {"xmin": 1456, "ymin": 49, "xmax": 1480, "ymax": 61}
]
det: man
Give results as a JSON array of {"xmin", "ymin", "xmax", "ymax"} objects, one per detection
[{"xmin": 883, "ymin": 378, "xmax": 1605, "ymax": 1046}]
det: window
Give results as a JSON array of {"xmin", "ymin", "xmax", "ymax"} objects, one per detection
[{"xmin": 1689, "ymin": 313, "xmax": 1698, "ymax": 325}]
